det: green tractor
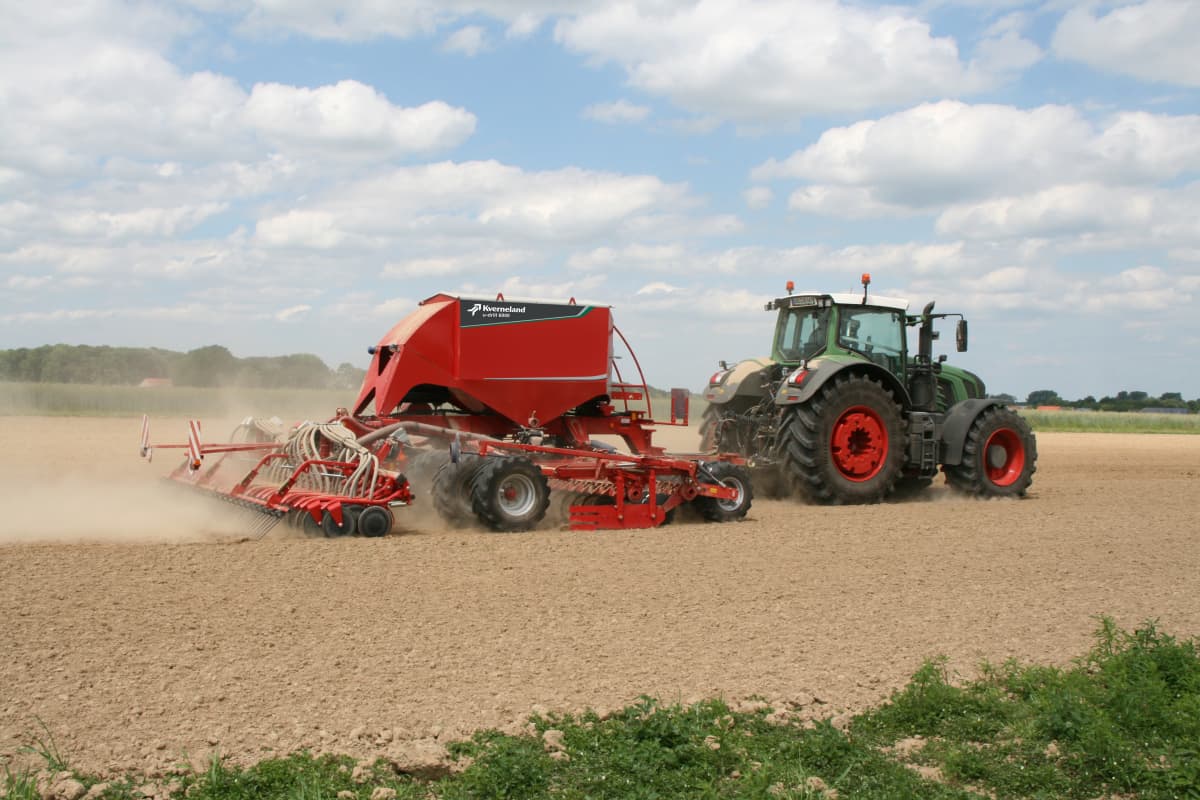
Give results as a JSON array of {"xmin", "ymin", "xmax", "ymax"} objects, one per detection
[{"xmin": 701, "ymin": 275, "xmax": 1036, "ymax": 503}]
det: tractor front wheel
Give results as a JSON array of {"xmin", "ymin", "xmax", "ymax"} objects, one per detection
[
  {"xmin": 470, "ymin": 456, "xmax": 551, "ymax": 532},
  {"xmin": 692, "ymin": 462, "xmax": 753, "ymax": 522},
  {"xmin": 945, "ymin": 407, "xmax": 1037, "ymax": 497},
  {"xmin": 777, "ymin": 373, "xmax": 904, "ymax": 504}
]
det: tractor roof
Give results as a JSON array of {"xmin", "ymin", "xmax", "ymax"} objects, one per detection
[{"xmin": 777, "ymin": 292, "xmax": 910, "ymax": 312}]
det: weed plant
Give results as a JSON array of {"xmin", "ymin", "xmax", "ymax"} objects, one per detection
[
  {"xmin": 4, "ymin": 619, "xmax": 1197, "ymax": 799},
  {"xmin": 855, "ymin": 617, "xmax": 1200, "ymax": 798}
]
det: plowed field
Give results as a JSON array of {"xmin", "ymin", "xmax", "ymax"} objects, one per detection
[{"xmin": 2, "ymin": 417, "xmax": 1198, "ymax": 776}]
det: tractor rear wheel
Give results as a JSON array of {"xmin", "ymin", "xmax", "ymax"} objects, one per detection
[
  {"xmin": 432, "ymin": 454, "xmax": 483, "ymax": 526},
  {"xmin": 698, "ymin": 405, "xmax": 724, "ymax": 451},
  {"xmin": 777, "ymin": 373, "xmax": 904, "ymax": 504},
  {"xmin": 945, "ymin": 407, "xmax": 1037, "ymax": 497},
  {"xmin": 692, "ymin": 462, "xmax": 753, "ymax": 522},
  {"xmin": 470, "ymin": 456, "xmax": 550, "ymax": 532}
]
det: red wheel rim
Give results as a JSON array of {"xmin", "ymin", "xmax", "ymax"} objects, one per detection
[
  {"xmin": 830, "ymin": 405, "xmax": 888, "ymax": 481},
  {"xmin": 983, "ymin": 428, "xmax": 1025, "ymax": 486}
]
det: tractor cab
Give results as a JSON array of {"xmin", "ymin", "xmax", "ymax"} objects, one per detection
[
  {"xmin": 766, "ymin": 275, "xmax": 979, "ymax": 413},
  {"xmin": 767, "ymin": 278, "xmax": 909, "ymax": 376}
]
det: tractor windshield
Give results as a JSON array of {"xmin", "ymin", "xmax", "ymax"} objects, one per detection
[
  {"xmin": 836, "ymin": 307, "xmax": 905, "ymax": 373},
  {"xmin": 775, "ymin": 306, "xmax": 830, "ymax": 362}
]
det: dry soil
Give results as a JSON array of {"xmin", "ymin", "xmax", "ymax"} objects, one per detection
[{"xmin": 1, "ymin": 416, "xmax": 1198, "ymax": 776}]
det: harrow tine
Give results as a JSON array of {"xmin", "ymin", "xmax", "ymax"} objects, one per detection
[{"xmin": 249, "ymin": 511, "xmax": 282, "ymax": 540}]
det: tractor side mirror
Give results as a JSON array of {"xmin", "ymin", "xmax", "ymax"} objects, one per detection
[{"xmin": 956, "ymin": 319, "xmax": 968, "ymax": 352}]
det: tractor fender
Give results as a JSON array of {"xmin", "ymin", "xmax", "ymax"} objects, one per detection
[
  {"xmin": 774, "ymin": 358, "xmax": 911, "ymax": 411},
  {"xmin": 940, "ymin": 398, "xmax": 1005, "ymax": 465},
  {"xmin": 704, "ymin": 357, "xmax": 775, "ymax": 407}
]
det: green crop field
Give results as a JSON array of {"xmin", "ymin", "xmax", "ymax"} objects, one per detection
[{"xmin": 1019, "ymin": 408, "xmax": 1200, "ymax": 434}]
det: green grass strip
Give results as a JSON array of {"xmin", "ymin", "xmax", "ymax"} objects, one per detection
[{"xmin": 5, "ymin": 619, "xmax": 1198, "ymax": 799}]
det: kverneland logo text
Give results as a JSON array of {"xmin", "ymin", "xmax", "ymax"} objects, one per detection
[{"xmin": 467, "ymin": 303, "xmax": 526, "ymax": 316}]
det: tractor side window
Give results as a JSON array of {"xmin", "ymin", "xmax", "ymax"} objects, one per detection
[
  {"xmin": 777, "ymin": 308, "xmax": 828, "ymax": 362},
  {"xmin": 838, "ymin": 309, "xmax": 904, "ymax": 371}
]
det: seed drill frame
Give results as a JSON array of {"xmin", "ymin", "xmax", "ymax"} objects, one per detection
[{"xmin": 142, "ymin": 293, "xmax": 752, "ymax": 536}]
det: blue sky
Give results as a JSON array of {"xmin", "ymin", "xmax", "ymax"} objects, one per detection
[{"xmin": 2, "ymin": 0, "xmax": 1198, "ymax": 401}]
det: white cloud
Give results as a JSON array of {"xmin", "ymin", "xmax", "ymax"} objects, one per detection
[
  {"xmin": 754, "ymin": 102, "xmax": 1098, "ymax": 205},
  {"xmin": 243, "ymin": 80, "xmax": 476, "ymax": 156},
  {"xmin": 275, "ymin": 304, "xmax": 312, "ymax": 322},
  {"xmin": 582, "ymin": 100, "xmax": 651, "ymax": 124},
  {"xmin": 443, "ymin": 25, "xmax": 488, "ymax": 56},
  {"xmin": 54, "ymin": 203, "xmax": 228, "ymax": 240},
  {"xmin": 968, "ymin": 27, "xmax": 1042, "ymax": 75},
  {"xmin": 1083, "ymin": 266, "xmax": 1190, "ymax": 312},
  {"xmin": 5, "ymin": 275, "xmax": 52, "ymax": 290},
  {"xmin": 755, "ymin": 102, "xmax": 1200, "ymax": 229},
  {"xmin": 567, "ymin": 244, "xmax": 688, "ymax": 271},
  {"xmin": 1053, "ymin": 0, "xmax": 1200, "ymax": 87},
  {"xmin": 252, "ymin": 160, "xmax": 702, "ymax": 246},
  {"xmin": 1, "ymin": 42, "xmax": 250, "ymax": 174},
  {"xmin": 456, "ymin": 273, "xmax": 610, "ymax": 303},
  {"xmin": 636, "ymin": 282, "xmax": 683, "ymax": 295},
  {"xmin": 787, "ymin": 186, "xmax": 914, "ymax": 219},
  {"xmin": 233, "ymin": 0, "xmax": 585, "ymax": 41},
  {"xmin": 743, "ymin": 186, "xmax": 773, "ymax": 210},
  {"xmin": 237, "ymin": 0, "xmax": 446, "ymax": 40},
  {"xmin": 381, "ymin": 249, "xmax": 532, "ymax": 278},
  {"xmin": 554, "ymin": 0, "xmax": 1036, "ymax": 123},
  {"xmin": 936, "ymin": 183, "xmax": 1159, "ymax": 240},
  {"xmin": 254, "ymin": 210, "xmax": 347, "ymax": 249}
]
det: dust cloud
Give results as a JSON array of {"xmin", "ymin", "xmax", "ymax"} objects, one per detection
[{"xmin": 0, "ymin": 476, "xmax": 251, "ymax": 545}]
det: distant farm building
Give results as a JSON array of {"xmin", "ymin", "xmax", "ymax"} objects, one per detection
[{"xmin": 138, "ymin": 377, "xmax": 174, "ymax": 388}]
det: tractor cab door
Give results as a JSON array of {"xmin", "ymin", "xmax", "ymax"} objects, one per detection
[{"xmin": 834, "ymin": 306, "xmax": 906, "ymax": 376}]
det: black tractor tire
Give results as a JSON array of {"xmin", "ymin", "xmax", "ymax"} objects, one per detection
[
  {"xmin": 431, "ymin": 453, "xmax": 483, "ymax": 526},
  {"xmin": 469, "ymin": 456, "xmax": 551, "ymax": 532},
  {"xmin": 357, "ymin": 505, "xmax": 394, "ymax": 537},
  {"xmin": 777, "ymin": 373, "xmax": 905, "ymax": 504},
  {"xmin": 698, "ymin": 405, "xmax": 723, "ymax": 451},
  {"xmin": 692, "ymin": 462, "xmax": 754, "ymax": 522},
  {"xmin": 944, "ymin": 406, "xmax": 1037, "ymax": 498}
]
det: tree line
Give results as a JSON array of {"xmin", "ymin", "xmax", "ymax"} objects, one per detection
[
  {"xmin": 0, "ymin": 344, "xmax": 366, "ymax": 391},
  {"xmin": 1015, "ymin": 389, "xmax": 1199, "ymax": 413}
]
